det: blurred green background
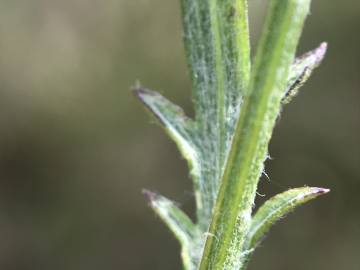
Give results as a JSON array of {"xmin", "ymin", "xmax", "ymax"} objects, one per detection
[{"xmin": 0, "ymin": 0, "xmax": 358, "ymax": 269}]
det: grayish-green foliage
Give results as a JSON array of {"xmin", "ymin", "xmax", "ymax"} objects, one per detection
[{"xmin": 135, "ymin": 0, "xmax": 328, "ymax": 269}]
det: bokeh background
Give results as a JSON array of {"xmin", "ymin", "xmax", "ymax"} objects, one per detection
[{"xmin": 0, "ymin": 0, "xmax": 358, "ymax": 269}]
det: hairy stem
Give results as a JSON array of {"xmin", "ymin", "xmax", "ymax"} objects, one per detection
[{"xmin": 199, "ymin": 0, "xmax": 312, "ymax": 268}]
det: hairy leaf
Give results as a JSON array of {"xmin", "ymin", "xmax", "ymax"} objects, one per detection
[
  {"xmin": 282, "ymin": 42, "xmax": 328, "ymax": 104},
  {"xmin": 238, "ymin": 187, "xmax": 329, "ymax": 270},
  {"xmin": 246, "ymin": 187, "xmax": 330, "ymax": 250},
  {"xmin": 143, "ymin": 190, "xmax": 199, "ymax": 270},
  {"xmin": 133, "ymin": 86, "xmax": 197, "ymax": 163},
  {"xmin": 180, "ymin": 0, "xmax": 251, "ymax": 228}
]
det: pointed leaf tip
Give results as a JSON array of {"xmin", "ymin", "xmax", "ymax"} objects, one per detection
[
  {"xmin": 282, "ymin": 42, "xmax": 328, "ymax": 104},
  {"xmin": 312, "ymin": 187, "xmax": 330, "ymax": 195},
  {"xmin": 314, "ymin": 42, "xmax": 328, "ymax": 64},
  {"xmin": 132, "ymin": 85, "xmax": 194, "ymax": 134},
  {"xmin": 142, "ymin": 189, "xmax": 159, "ymax": 203},
  {"xmin": 132, "ymin": 85, "xmax": 156, "ymax": 99},
  {"xmin": 244, "ymin": 186, "xmax": 329, "ymax": 252},
  {"xmin": 133, "ymin": 85, "xmax": 200, "ymax": 196},
  {"xmin": 296, "ymin": 42, "xmax": 327, "ymax": 67},
  {"xmin": 143, "ymin": 191, "xmax": 197, "ymax": 256}
]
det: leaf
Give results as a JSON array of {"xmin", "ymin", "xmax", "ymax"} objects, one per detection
[
  {"xmin": 245, "ymin": 187, "xmax": 330, "ymax": 250},
  {"xmin": 199, "ymin": 0, "xmax": 313, "ymax": 269},
  {"xmin": 143, "ymin": 190, "xmax": 199, "ymax": 270},
  {"xmin": 173, "ymin": 0, "xmax": 252, "ymax": 229},
  {"xmin": 282, "ymin": 42, "xmax": 328, "ymax": 104},
  {"xmin": 133, "ymin": 86, "xmax": 196, "ymax": 145},
  {"xmin": 237, "ymin": 187, "xmax": 329, "ymax": 270},
  {"xmin": 133, "ymin": 85, "xmax": 201, "ymax": 182},
  {"xmin": 143, "ymin": 190, "xmax": 196, "ymax": 246}
]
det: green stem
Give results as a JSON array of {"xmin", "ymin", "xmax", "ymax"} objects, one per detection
[
  {"xmin": 180, "ymin": 0, "xmax": 251, "ymax": 230},
  {"xmin": 199, "ymin": 0, "xmax": 312, "ymax": 269}
]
